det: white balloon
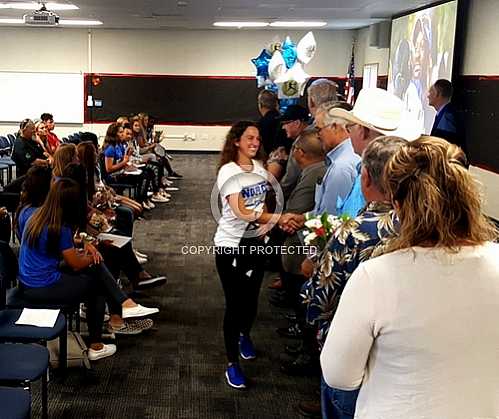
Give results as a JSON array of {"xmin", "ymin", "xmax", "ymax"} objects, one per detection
[
  {"xmin": 266, "ymin": 35, "xmax": 282, "ymax": 55},
  {"xmin": 297, "ymin": 31, "xmax": 316, "ymax": 64},
  {"xmin": 268, "ymin": 51, "xmax": 286, "ymax": 82},
  {"xmin": 275, "ymin": 62, "xmax": 310, "ymax": 99}
]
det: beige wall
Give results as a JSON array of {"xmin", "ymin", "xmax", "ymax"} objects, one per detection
[
  {"xmin": 0, "ymin": 27, "xmax": 354, "ymax": 76},
  {"xmin": 0, "ymin": 27, "xmax": 355, "ymax": 151},
  {"xmin": 462, "ymin": 0, "xmax": 499, "ymax": 76},
  {"xmin": 90, "ymin": 29, "xmax": 354, "ymax": 76},
  {"xmin": 354, "ymin": 27, "xmax": 389, "ymax": 77}
]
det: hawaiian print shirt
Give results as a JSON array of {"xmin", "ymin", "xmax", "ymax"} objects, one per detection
[{"xmin": 301, "ymin": 201, "xmax": 398, "ymax": 349}]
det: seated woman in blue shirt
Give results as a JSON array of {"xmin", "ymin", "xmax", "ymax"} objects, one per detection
[
  {"xmin": 102, "ymin": 122, "xmax": 160, "ymax": 210},
  {"xmin": 18, "ymin": 177, "xmax": 159, "ymax": 361}
]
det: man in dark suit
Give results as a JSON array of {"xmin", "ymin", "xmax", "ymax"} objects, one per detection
[{"xmin": 428, "ymin": 79, "xmax": 462, "ymax": 148}]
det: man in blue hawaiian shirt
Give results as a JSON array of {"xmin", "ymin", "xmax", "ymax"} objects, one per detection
[{"xmin": 302, "ymin": 136, "xmax": 405, "ymax": 419}]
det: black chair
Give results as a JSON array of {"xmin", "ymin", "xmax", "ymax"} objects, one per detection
[
  {"xmin": 0, "ymin": 137, "xmax": 14, "ymax": 184},
  {"xmin": 0, "ymin": 343, "xmax": 49, "ymax": 419},
  {"xmin": 0, "ymin": 386, "xmax": 31, "ymax": 419},
  {"xmin": 98, "ymin": 153, "xmax": 137, "ymax": 198}
]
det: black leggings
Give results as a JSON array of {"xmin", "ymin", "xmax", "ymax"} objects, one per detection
[
  {"xmin": 112, "ymin": 172, "xmax": 152, "ymax": 202},
  {"xmin": 99, "ymin": 240, "xmax": 143, "ymax": 286},
  {"xmin": 215, "ymin": 242, "xmax": 265, "ymax": 363},
  {"xmin": 20, "ymin": 263, "xmax": 128, "ymax": 343}
]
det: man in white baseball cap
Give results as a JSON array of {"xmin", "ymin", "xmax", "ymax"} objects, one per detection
[{"xmin": 332, "ymin": 87, "xmax": 422, "ymax": 217}]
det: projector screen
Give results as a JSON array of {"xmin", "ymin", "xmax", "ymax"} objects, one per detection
[{"xmin": 388, "ymin": 0, "xmax": 458, "ymax": 134}]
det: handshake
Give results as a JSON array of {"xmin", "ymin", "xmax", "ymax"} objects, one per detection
[{"xmin": 277, "ymin": 213, "xmax": 306, "ymax": 234}]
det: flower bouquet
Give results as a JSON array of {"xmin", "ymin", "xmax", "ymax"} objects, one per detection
[{"xmin": 303, "ymin": 212, "xmax": 350, "ymax": 251}]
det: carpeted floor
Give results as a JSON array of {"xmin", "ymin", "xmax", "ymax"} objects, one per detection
[{"xmin": 31, "ymin": 153, "xmax": 317, "ymax": 419}]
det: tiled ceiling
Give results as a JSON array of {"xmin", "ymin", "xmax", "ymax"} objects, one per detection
[{"xmin": 0, "ymin": 0, "xmax": 441, "ymax": 29}]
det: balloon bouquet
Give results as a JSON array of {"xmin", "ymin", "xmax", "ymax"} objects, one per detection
[{"xmin": 251, "ymin": 32, "xmax": 317, "ymax": 111}]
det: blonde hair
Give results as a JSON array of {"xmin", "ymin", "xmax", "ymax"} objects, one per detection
[
  {"xmin": 53, "ymin": 143, "xmax": 77, "ymax": 177},
  {"xmin": 384, "ymin": 136, "xmax": 497, "ymax": 252}
]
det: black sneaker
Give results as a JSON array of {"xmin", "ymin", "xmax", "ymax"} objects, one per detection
[
  {"xmin": 285, "ymin": 343, "xmax": 303, "ymax": 356},
  {"xmin": 269, "ymin": 295, "xmax": 294, "ymax": 309},
  {"xmin": 280, "ymin": 353, "xmax": 319, "ymax": 376},
  {"xmin": 167, "ymin": 172, "xmax": 183, "ymax": 180},
  {"xmin": 276, "ymin": 323, "xmax": 303, "ymax": 339},
  {"xmin": 134, "ymin": 276, "xmax": 167, "ymax": 290}
]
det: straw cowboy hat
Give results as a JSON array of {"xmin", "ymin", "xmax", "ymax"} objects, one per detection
[{"xmin": 330, "ymin": 87, "xmax": 422, "ymax": 141}]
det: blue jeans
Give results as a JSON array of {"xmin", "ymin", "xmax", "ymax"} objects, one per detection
[{"xmin": 321, "ymin": 376, "xmax": 359, "ymax": 419}]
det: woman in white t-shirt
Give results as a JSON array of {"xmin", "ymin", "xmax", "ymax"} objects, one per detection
[
  {"xmin": 214, "ymin": 120, "xmax": 292, "ymax": 390},
  {"xmin": 320, "ymin": 137, "xmax": 499, "ymax": 419}
]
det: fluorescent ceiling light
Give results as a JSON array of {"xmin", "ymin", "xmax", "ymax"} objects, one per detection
[
  {"xmin": 213, "ymin": 21, "xmax": 268, "ymax": 28},
  {"xmin": 60, "ymin": 19, "xmax": 103, "ymax": 26},
  {"xmin": 0, "ymin": 18, "xmax": 23, "ymax": 23},
  {"xmin": 0, "ymin": 2, "xmax": 78, "ymax": 10},
  {"xmin": 270, "ymin": 21, "xmax": 327, "ymax": 28}
]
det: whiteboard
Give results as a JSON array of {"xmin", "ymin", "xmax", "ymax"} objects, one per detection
[{"xmin": 0, "ymin": 72, "xmax": 84, "ymax": 124}]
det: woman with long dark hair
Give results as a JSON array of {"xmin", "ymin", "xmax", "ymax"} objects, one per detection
[
  {"xmin": 102, "ymin": 122, "xmax": 159, "ymax": 209},
  {"xmin": 214, "ymin": 120, "xmax": 291, "ymax": 389},
  {"xmin": 18, "ymin": 178, "xmax": 159, "ymax": 359}
]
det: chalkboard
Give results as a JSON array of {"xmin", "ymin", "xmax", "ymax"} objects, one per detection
[
  {"xmin": 453, "ymin": 76, "xmax": 499, "ymax": 173},
  {"xmin": 85, "ymin": 74, "xmax": 261, "ymax": 125},
  {"xmin": 85, "ymin": 74, "xmax": 349, "ymax": 125},
  {"xmin": 0, "ymin": 71, "xmax": 84, "ymax": 124}
]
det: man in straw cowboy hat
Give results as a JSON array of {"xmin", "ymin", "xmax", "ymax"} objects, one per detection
[
  {"xmin": 280, "ymin": 87, "xmax": 421, "ymax": 234},
  {"xmin": 332, "ymin": 87, "xmax": 422, "ymax": 218}
]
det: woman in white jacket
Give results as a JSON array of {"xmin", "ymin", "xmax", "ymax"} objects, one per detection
[{"xmin": 320, "ymin": 136, "xmax": 499, "ymax": 419}]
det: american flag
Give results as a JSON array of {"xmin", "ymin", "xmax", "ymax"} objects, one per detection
[{"xmin": 344, "ymin": 42, "xmax": 355, "ymax": 105}]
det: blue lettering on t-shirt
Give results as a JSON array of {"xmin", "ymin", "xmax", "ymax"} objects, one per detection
[{"xmin": 241, "ymin": 181, "xmax": 268, "ymax": 199}]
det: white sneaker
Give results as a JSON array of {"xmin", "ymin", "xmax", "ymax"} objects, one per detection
[
  {"xmin": 142, "ymin": 201, "xmax": 152, "ymax": 210},
  {"xmin": 147, "ymin": 191, "xmax": 153, "ymax": 197},
  {"xmin": 136, "ymin": 255, "xmax": 148, "ymax": 265},
  {"xmin": 159, "ymin": 191, "xmax": 171, "ymax": 199},
  {"xmin": 122, "ymin": 304, "xmax": 159, "ymax": 319},
  {"xmin": 164, "ymin": 187, "xmax": 179, "ymax": 191},
  {"xmin": 147, "ymin": 200, "xmax": 156, "ymax": 209},
  {"xmin": 88, "ymin": 344, "xmax": 117, "ymax": 361},
  {"xmin": 151, "ymin": 194, "xmax": 169, "ymax": 203},
  {"xmin": 163, "ymin": 179, "xmax": 173, "ymax": 186},
  {"xmin": 134, "ymin": 249, "xmax": 148, "ymax": 259}
]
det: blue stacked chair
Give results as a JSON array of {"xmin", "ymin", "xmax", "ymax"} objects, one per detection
[
  {"xmin": 0, "ymin": 343, "xmax": 49, "ymax": 419},
  {"xmin": 0, "ymin": 241, "xmax": 68, "ymax": 372},
  {"xmin": 0, "ymin": 386, "xmax": 31, "ymax": 419}
]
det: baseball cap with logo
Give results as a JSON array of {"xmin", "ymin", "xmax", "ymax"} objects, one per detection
[{"xmin": 280, "ymin": 105, "xmax": 310, "ymax": 124}]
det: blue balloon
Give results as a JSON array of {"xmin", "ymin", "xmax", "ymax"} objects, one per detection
[
  {"xmin": 279, "ymin": 98, "xmax": 300, "ymax": 113},
  {"xmin": 281, "ymin": 38, "xmax": 297, "ymax": 69},
  {"xmin": 251, "ymin": 49, "xmax": 272, "ymax": 78},
  {"xmin": 265, "ymin": 83, "xmax": 278, "ymax": 93}
]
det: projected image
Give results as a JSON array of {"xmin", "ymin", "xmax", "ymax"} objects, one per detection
[{"xmin": 388, "ymin": 1, "xmax": 458, "ymax": 134}]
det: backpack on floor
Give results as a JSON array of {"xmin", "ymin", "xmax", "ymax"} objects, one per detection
[{"xmin": 48, "ymin": 331, "xmax": 91, "ymax": 369}]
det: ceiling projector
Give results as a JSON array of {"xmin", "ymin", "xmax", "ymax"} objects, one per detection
[{"xmin": 24, "ymin": 4, "xmax": 59, "ymax": 26}]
